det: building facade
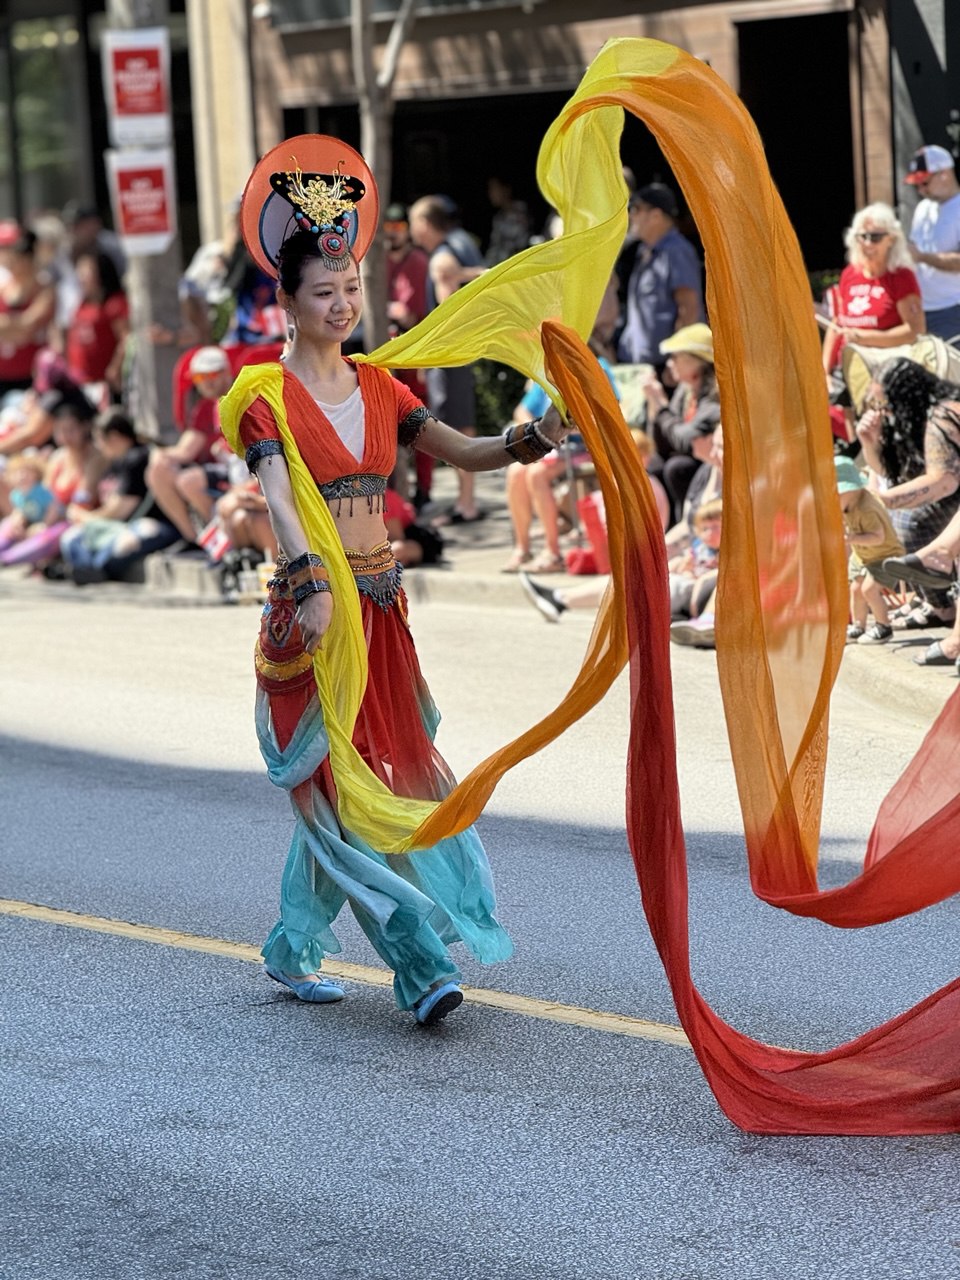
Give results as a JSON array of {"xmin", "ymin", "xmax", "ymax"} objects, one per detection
[{"xmin": 0, "ymin": 1, "xmax": 955, "ymax": 279}]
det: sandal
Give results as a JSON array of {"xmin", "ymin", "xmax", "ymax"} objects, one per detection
[
  {"xmin": 913, "ymin": 641, "xmax": 959, "ymax": 667},
  {"xmin": 527, "ymin": 551, "xmax": 566, "ymax": 573},
  {"xmin": 892, "ymin": 607, "xmax": 938, "ymax": 631},
  {"xmin": 501, "ymin": 549, "xmax": 533, "ymax": 574}
]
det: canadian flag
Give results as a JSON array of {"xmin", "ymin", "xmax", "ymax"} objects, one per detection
[{"xmin": 198, "ymin": 520, "xmax": 232, "ymax": 562}]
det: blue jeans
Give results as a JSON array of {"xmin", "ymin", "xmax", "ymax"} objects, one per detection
[
  {"xmin": 61, "ymin": 517, "xmax": 178, "ymax": 571},
  {"xmin": 924, "ymin": 305, "xmax": 960, "ymax": 343}
]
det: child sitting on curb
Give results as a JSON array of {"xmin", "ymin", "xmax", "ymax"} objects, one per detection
[{"xmin": 836, "ymin": 455, "xmax": 905, "ymax": 645}]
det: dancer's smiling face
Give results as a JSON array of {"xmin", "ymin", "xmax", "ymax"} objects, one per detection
[{"xmin": 279, "ymin": 257, "xmax": 363, "ymax": 346}]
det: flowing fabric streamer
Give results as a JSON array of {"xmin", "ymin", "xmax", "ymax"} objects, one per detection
[{"xmin": 227, "ymin": 36, "xmax": 960, "ymax": 1131}]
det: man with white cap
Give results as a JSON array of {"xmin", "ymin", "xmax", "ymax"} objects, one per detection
[{"xmin": 904, "ymin": 144, "xmax": 960, "ymax": 341}]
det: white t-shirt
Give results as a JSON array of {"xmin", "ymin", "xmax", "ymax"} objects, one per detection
[
  {"xmin": 315, "ymin": 385, "xmax": 365, "ymax": 462},
  {"xmin": 910, "ymin": 192, "xmax": 960, "ymax": 312}
]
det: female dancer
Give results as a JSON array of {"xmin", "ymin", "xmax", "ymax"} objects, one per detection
[{"xmin": 221, "ymin": 138, "xmax": 571, "ymax": 1025}]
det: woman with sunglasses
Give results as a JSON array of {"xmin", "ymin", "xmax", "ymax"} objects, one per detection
[{"xmin": 822, "ymin": 203, "xmax": 925, "ymax": 385}]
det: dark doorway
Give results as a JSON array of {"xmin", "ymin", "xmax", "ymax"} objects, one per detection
[
  {"xmin": 393, "ymin": 90, "xmax": 572, "ymax": 249},
  {"xmin": 738, "ymin": 12, "xmax": 855, "ymax": 275}
]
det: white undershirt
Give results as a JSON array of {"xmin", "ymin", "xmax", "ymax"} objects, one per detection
[{"xmin": 314, "ymin": 385, "xmax": 365, "ymax": 462}]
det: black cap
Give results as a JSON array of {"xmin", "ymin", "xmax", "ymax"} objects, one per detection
[
  {"xmin": 632, "ymin": 183, "xmax": 679, "ymax": 219},
  {"xmin": 384, "ymin": 203, "xmax": 407, "ymax": 222}
]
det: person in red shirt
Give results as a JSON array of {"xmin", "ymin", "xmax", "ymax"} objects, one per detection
[
  {"xmin": 383, "ymin": 203, "xmax": 434, "ymax": 508},
  {"xmin": 144, "ymin": 345, "xmax": 234, "ymax": 546},
  {"xmin": 65, "ymin": 252, "xmax": 129, "ymax": 393},
  {"xmin": 0, "ymin": 224, "xmax": 55, "ymax": 398},
  {"xmin": 822, "ymin": 202, "xmax": 925, "ymax": 379}
]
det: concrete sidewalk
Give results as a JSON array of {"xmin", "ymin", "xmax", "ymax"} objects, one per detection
[{"xmin": 2, "ymin": 461, "xmax": 957, "ymax": 727}]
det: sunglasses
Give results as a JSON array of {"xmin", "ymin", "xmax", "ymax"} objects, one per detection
[{"xmin": 856, "ymin": 232, "xmax": 889, "ymax": 243}]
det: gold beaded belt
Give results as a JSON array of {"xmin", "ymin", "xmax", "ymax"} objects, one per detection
[{"xmin": 343, "ymin": 541, "xmax": 395, "ymax": 576}]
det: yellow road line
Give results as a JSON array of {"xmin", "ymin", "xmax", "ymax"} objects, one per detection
[{"xmin": 0, "ymin": 897, "xmax": 689, "ymax": 1047}]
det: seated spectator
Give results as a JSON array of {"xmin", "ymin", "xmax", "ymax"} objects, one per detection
[
  {"xmin": 205, "ymin": 479, "xmax": 278, "ymax": 566},
  {"xmin": 856, "ymin": 357, "xmax": 960, "ymax": 629},
  {"xmin": 145, "ymin": 345, "xmax": 234, "ymax": 547},
  {"xmin": 834, "ymin": 455, "xmax": 905, "ymax": 645},
  {"xmin": 0, "ymin": 352, "xmax": 82, "ymax": 460},
  {"xmin": 60, "ymin": 409, "xmax": 179, "ymax": 583},
  {"xmin": 667, "ymin": 497, "xmax": 722, "ymax": 620},
  {"xmin": 502, "ymin": 324, "xmax": 621, "ymax": 574},
  {"xmin": 384, "ymin": 485, "xmax": 444, "ymax": 568},
  {"xmin": 640, "ymin": 323, "xmax": 720, "ymax": 522},
  {"xmin": 0, "ymin": 224, "xmax": 55, "ymax": 403},
  {"xmin": 0, "ymin": 389, "xmax": 103, "ymax": 571},
  {"xmin": 0, "ymin": 452, "xmax": 58, "ymax": 554},
  {"xmin": 65, "ymin": 251, "xmax": 129, "ymax": 401}
]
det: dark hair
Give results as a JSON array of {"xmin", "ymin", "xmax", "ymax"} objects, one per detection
[
  {"xmin": 10, "ymin": 229, "xmax": 37, "ymax": 259},
  {"xmin": 877, "ymin": 358, "xmax": 960, "ymax": 485},
  {"xmin": 78, "ymin": 251, "xmax": 123, "ymax": 300},
  {"xmin": 95, "ymin": 407, "xmax": 137, "ymax": 441},
  {"xmin": 50, "ymin": 389, "xmax": 97, "ymax": 424},
  {"xmin": 276, "ymin": 228, "xmax": 357, "ymax": 295}
]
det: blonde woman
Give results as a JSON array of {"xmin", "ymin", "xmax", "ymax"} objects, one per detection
[{"xmin": 822, "ymin": 202, "xmax": 925, "ymax": 379}]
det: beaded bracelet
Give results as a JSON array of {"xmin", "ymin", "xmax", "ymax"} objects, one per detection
[
  {"xmin": 293, "ymin": 578, "xmax": 332, "ymax": 605},
  {"xmin": 531, "ymin": 419, "xmax": 562, "ymax": 454},
  {"xmin": 503, "ymin": 418, "xmax": 553, "ymax": 465}
]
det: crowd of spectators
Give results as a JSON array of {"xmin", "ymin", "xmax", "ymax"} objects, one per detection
[{"xmin": 5, "ymin": 140, "xmax": 960, "ymax": 685}]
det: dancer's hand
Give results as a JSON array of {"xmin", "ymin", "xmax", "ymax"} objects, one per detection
[
  {"xmin": 541, "ymin": 404, "xmax": 575, "ymax": 448},
  {"xmin": 297, "ymin": 592, "xmax": 334, "ymax": 655}
]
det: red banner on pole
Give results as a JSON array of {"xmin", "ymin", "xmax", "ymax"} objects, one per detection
[
  {"xmin": 102, "ymin": 28, "xmax": 171, "ymax": 147},
  {"xmin": 105, "ymin": 149, "xmax": 177, "ymax": 256}
]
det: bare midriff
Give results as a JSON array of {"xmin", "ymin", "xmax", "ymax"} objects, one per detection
[{"xmin": 328, "ymin": 506, "xmax": 392, "ymax": 559}]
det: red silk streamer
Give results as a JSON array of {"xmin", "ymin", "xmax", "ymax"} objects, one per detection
[{"xmin": 544, "ymin": 318, "xmax": 960, "ymax": 1135}]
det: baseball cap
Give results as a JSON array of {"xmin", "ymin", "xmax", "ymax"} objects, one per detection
[
  {"xmin": 834, "ymin": 456, "xmax": 866, "ymax": 493},
  {"xmin": 0, "ymin": 220, "xmax": 21, "ymax": 247},
  {"xmin": 631, "ymin": 183, "xmax": 679, "ymax": 219},
  {"xmin": 384, "ymin": 203, "xmax": 407, "ymax": 223},
  {"xmin": 660, "ymin": 322, "xmax": 714, "ymax": 363},
  {"xmin": 905, "ymin": 145, "xmax": 955, "ymax": 185},
  {"xmin": 188, "ymin": 345, "xmax": 230, "ymax": 376}
]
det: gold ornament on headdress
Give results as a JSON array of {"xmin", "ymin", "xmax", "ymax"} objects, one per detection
[{"xmin": 285, "ymin": 160, "xmax": 357, "ymax": 228}]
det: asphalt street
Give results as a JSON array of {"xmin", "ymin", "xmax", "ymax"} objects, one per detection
[{"xmin": 2, "ymin": 591, "xmax": 959, "ymax": 1280}]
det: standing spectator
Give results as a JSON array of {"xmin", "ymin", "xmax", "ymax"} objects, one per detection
[
  {"xmin": 384, "ymin": 202, "xmax": 433, "ymax": 508},
  {"xmin": 617, "ymin": 183, "xmax": 703, "ymax": 367},
  {"xmin": 145, "ymin": 345, "xmax": 233, "ymax": 547},
  {"xmin": 821, "ymin": 203, "xmax": 925, "ymax": 378},
  {"xmin": 65, "ymin": 252, "xmax": 129, "ymax": 399},
  {"xmin": 484, "ymin": 177, "xmax": 530, "ymax": 266},
  {"xmin": 0, "ymin": 225, "xmax": 55, "ymax": 401},
  {"xmin": 904, "ymin": 145, "xmax": 960, "ymax": 341},
  {"xmin": 59, "ymin": 409, "xmax": 178, "ymax": 582},
  {"xmin": 54, "ymin": 203, "xmax": 126, "ymax": 336},
  {"xmin": 408, "ymin": 195, "xmax": 485, "ymax": 524},
  {"xmin": 221, "ymin": 208, "xmax": 287, "ymax": 347}
]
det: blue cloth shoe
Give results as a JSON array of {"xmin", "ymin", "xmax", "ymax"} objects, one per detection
[
  {"xmin": 413, "ymin": 980, "xmax": 463, "ymax": 1026},
  {"xmin": 265, "ymin": 965, "xmax": 344, "ymax": 1003}
]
